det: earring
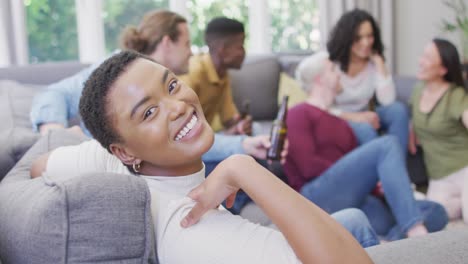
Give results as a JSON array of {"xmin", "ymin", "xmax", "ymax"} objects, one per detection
[{"xmin": 133, "ymin": 161, "xmax": 141, "ymax": 173}]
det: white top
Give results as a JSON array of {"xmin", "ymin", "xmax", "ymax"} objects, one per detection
[
  {"xmin": 46, "ymin": 139, "xmax": 300, "ymax": 264},
  {"xmin": 333, "ymin": 62, "xmax": 396, "ymax": 113}
]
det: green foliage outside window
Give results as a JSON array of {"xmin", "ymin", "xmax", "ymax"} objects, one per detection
[
  {"xmin": 24, "ymin": 0, "xmax": 78, "ymax": 63},
  {"xmin": 187, "ymin": 0, "xmax": 249, "ymax": 50},
  {"xmin": 270, "ymin": 0, "xmax": 320, "ymax": 52},
  {"xmin": 187, "ymin": 0, "xmax": 319, "ymax": 53},
  {"xmin": 103, "ymin": 0, "xmax": 168, "ymax": 53},
  {"xmin": 24, "ymin": 0, "xmax": 320, "ymax": 64}
]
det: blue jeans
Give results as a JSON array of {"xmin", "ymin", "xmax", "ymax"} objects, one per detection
[
  {"xmin": 300, "ymin": 135, "xmax": 446, "ymax": 240},
  {"xmin": 348, "ymin": 101, "xmax": 409, "ymax": 150},
  {"xmin": 331, "ymin": 208, "xmax": 380, "ymax": 248},
  {"xmin": 210, "ymin": 162, "xmax": 380, "ymax": 247},
  {"xmin": 361, "ymin": 196, "xmax": 448, "ymax": 240}
]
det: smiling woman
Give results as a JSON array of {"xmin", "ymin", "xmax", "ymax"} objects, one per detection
[{"xmin": 97, "ymin": 59, "xmax": 214, "ymax": 176}]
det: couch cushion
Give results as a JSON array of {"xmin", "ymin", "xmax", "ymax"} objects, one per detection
[
  {"xmin": 230, "ymin": 55, "xmax": 281, "ymax": 120},
  {"xmin": 277, "ymin": 72, "xmax": 307, "ymax": 108},
  {"xmin": 0, "ymin": 80, "xmax": 42, "ymax": 180},
  {"xmin": 394, "ymin": 75, "xmax": 418, "ymax": 105},
  {"xmin": 0, "ymin": 130, "xmax": 156, "ymax": 263},
  {"xmin": 367, "ymin": 229, "xmax": 468, "ymax": 263}
]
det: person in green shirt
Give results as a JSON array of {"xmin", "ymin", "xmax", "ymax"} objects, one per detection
[{"xmin": 409, "ymin": 38, "xmax": 468, "ymax": 222}]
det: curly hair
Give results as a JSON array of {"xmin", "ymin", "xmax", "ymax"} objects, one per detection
[
  {"xmin": 79, "ymin": 50, "xmax": 153, "ymax": 153},
  {"xmin": 327, "ymin": 9, "xmax": 384, "ymax": 73}
]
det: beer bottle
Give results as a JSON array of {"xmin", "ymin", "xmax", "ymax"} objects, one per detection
[
  {"xmin": 240, "ymin": 100, "xmax": 251, "ymax": 136},
  {"xmin": 267, "ymin": 95, "xmax": 289, "ymax": 160}
]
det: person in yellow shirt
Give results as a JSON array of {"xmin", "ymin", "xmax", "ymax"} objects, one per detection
[{"xmin": 180, "ymin": 17, "xmax": 252, "ymax": 135}]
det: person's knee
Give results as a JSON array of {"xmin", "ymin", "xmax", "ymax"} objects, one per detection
[
  {"xmin": 430, "ymin": 202, "xmax": 449, "ymax": 230},
  {"xmin": 375, "ymin": 135, "xmax": 399, "ymax": 149},
  {"xmin": 333, "ymin": 208, "xmax": 370, "ymax": 228},
  {"xmin": 427, "ymin": 193, "xmax": 462, "ymax": 220},
  {"xmin": 351, "ymin": 122, "xmax": 378, "ymax": 144},
  {"xmin": 385, "ymin": 101, "xmax": 409, "ymax": 119}
]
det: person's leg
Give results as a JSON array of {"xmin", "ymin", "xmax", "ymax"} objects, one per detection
[
  {"xmin": 376, "ymin": 101, "xmax": 409, "ymax": 151},
  {"xmin": 383, "ymin": 200, "xmax": 448, "ymax": 241},
  {"xmin": 360, "ymin": 195, "xmax": 395, "ymax": 236},
  {"xmin": 461, "ymin": 172, "xmax": 468, "ymax": 224},
  {"xmin": 300, "ymin": 135, "xmax": 423, "ymax": 234},
  {"xmin": 426, "ymin": 178, "xmax": 462, "ymax": 220},
  {"xmin": 331, "ymin": 208, "xmax": 380, "ymax": 248},
  {"xmin": 347, "ymin": 121, "xmax": 378, "ymax": 146},
  {"xmin": 361, "ymin": 196, "xmax": 448, "ymax": 241}
]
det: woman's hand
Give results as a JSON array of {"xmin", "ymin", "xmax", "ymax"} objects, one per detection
[
  {"xmin": 181, "ymin": 155, "xmax": 254, "ymax": 228},
  {"xmin": 370, "ymin": 53, "xmax": 388, "ymax": 77},
  {"xmin": 223, "ymin": 114, "xmax": 253, "ymax": 135}
]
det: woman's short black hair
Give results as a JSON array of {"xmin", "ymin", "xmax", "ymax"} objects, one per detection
[
  {"xmin": 433, "ymin": 38, "xmax": 465, "ymax": 89},
  {"xmin": 327, "ymin": 8, "xmax": 384, "ymax": 73},
  {"xmin": 79, "ymin": 50, "xmax": 153, "ymax": 153}
]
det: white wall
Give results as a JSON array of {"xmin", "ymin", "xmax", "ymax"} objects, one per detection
[{"xmin": 395, "ymin": 0, "xmax": 465, "ymax": 76}]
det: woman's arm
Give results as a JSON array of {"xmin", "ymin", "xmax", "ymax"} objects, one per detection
[
  {"xmin": 339, "ymin": 111, "xmax": 381, "ymax": 129},
  {"xmin": 30, "ymin": 63, "xmax": 101, "ymax": 135},
  {"xmin": 182, "ymin": 155, "xmax": 373, "ymax": 264},
  {"xmin": 370, "ymin": 54, "xmax": 396, "ymax": 106}
]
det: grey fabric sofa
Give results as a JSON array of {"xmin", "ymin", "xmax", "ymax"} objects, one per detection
[
  {"xmin": 1, "ymin": 55, "xmax": 467, "ymax": 263},
  {"xmin": 0, "ymin": 130, "xmax": 157, "ymax": 263}
]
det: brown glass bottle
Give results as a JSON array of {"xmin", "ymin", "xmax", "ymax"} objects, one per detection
[
  {"xmin": 267, "ymin": 95, "xmax": 289, "ymax": 160},
  {"xmin": 240, "ymin": 100, "xmax": 252, "ymax": 136}
]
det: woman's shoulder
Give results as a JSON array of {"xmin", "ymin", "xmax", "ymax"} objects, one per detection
[
  {"xmin": 447, "ymin": 85, "xmax": 468, "ymax": 106},
  {"xmin": 449, "ymin": 84, "xmax": 468, "ymax": 97}
]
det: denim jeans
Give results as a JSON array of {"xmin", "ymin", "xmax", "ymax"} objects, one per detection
[
  {"xmin": 361, "ymin": 196, "xmax": 448, "ymax": 240},
  {"xmin": 210, "ymin": 162, "xmax": 381, "ymax": 247},
  {"xmin": 331, "ymin": 208, "xmax": 380, "ymax": 248},
  {"xmin": 300, "ymin": 135, "xmax": 445, "ymax": 240},
  {"xmin": 348, "ymin": 101, "xmax": 409, "ymax": 150}
]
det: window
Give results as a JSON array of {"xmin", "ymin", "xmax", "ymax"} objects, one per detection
[
  {"xmin": 187, "ymin": 0, "xmax": 249, "ymax": 51},
  {"xmin": 24, "ymin": 0, "xmax": 79, "ymax": 63},
  {"xmin": 102, "ymin": 0, "xmax": 169, "ymax": 53},
  {"xmin": 269, "ymin": 0, "xmax": 320, "ymax": 52}
]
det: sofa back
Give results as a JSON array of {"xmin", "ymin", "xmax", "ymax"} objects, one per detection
[
  {"xmin": 0, "ymin": 61, "xmax": 89, "ymax": 85},
  {"xmin": 230, "ymin": 55, "xmax": 281, "ymax": 120}
]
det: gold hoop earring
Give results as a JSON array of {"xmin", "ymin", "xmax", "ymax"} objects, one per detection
[{"xmin": 133, "ymin": 162, "xmax": 141, "ymax": 173}]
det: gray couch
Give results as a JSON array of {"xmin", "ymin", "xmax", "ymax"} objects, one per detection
[{"xmin": 0, "ymin": 55, "xmax": 467, "ymax": 263}]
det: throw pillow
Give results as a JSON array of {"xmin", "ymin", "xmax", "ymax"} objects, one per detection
[{"xmin": 277, "ymin": 72, "xmax": 307, "ymax": 108}]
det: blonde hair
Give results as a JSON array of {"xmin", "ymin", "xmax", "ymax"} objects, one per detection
[
  {"xmin": 119, "ymin": 10, "xmax": 187, "ymax": 55},
  {"xmin": 295, "ymin": 51, "xmax": 329, "ymax": 92}
]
